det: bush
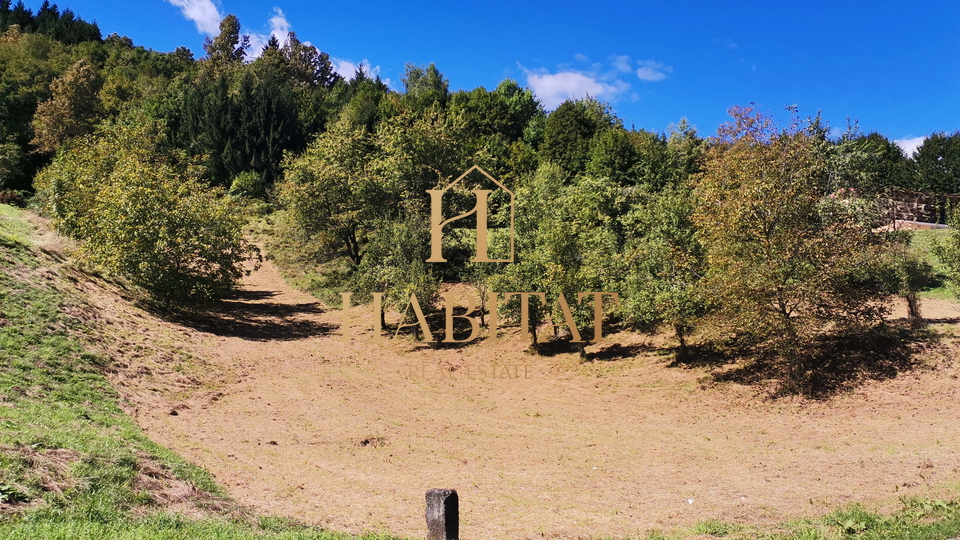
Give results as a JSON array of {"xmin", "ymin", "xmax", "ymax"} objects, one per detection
[
  {"xmin": 0, "ymin": 189, "xmax": 26, "ymax": 207},
  {"xmin": 35, "ymin": 118, "xmax": 259, "ymax": 305},
  {"xmin": 229, "ymin": 170, "xmax": 266, "ymax": 199},
  {"xmin": 934, "ymin": 208, "xmax": 960, "ymax": 299}
]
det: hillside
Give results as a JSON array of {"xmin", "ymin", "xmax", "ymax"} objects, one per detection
[
  {"xmin": 4, "ymin": 205, "xmax": 960, "ymax": 538},
  {"xmin": 0, "ymin": 204, "xmax": 403, "ymax": 539}
]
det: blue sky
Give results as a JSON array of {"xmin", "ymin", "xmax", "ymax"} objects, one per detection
[{"xmin": 56, "ymin": 0, "xmax": 959, "ymax": 155}]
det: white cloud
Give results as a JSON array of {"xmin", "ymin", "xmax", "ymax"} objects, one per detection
[
  {"xmin": 165, "ymin": 0, "xmax": 222, "ymax": 36},
  {"xmin": 573, "ymin": 53, "xmax": 590, "ymax": 63},
  {"xmin": 332, "ymin": 58, "xmax": 381, "ymax": 81},
  {"xmin": 248, "ymin": 7, "xmax": 293, "ymax": 55},
  {"xmin": 523, "ymin": 69, "xmax": 625, "ymax": 110},
  {"xmin": 268, "ymin": 7, "xmax": 290, "ymax": 37},
  {"xmin": 895, "ymin": 136, "xmax": 926, "ymax": 158},
  {"xmin": 610, "ymin": 55, "xmax": 632, "ymax": 73},
  {"xmin": 521, "ymin": 54, "xmax": 670, "ymax": 109},
  {"xmin": 635, "ymin": 59, "xmax": 673, "ymax": 82}
]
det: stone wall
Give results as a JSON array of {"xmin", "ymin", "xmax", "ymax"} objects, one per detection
[{"xmin": 880, "ymin": 188, "xmax": 960, "ymax": 224}]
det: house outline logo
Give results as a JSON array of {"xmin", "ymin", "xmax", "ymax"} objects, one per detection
[{"xmin": 425, "ymin": 165, "xmax": 515, "ymax": 263}]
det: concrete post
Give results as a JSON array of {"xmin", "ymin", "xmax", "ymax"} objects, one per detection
[{"xmin": 425, "ymin": 488, "xmax": 458, "ymax": 540}]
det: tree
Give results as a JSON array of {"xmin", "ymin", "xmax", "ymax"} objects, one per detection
[
  {"xmin": 848, "ymin": 132, "xmax": 916, "ymax": 191},
  {"xmin": 276, "ymin": 124, "xmax": 394, "ymax": 267},
  {"xmin": 234, "ymin": 64, "xmax": 301, "ymax": 187},
  {"xmin": 30, "ymin": 57, "xmax": 102, "ymax": 153},
  {"xmin": 87, "ymin": 160, "xmax": 257, "ymax": 305},
  {"xmin": 914, "ymin": 131, "xmax": 960, "ymax": 194},
  {"xmin": 0, "ymin": 130, "xmax": 23, "ymax": 188},
  {"xmin": 173, "ymin": 70, "xmax": 236, "ymax": 186},
  {"xmin": 933, "ymin": 208, "xmax": 960, "ymax": 302},
  {"xmin": 489, "ymin": 163, "xmax": 621, "ymax": 357},
  {"xmin": 351, "ymin": 202, "xmax": 439, "ymax": 332},
  {"xmin": 0, "ymin": 27, "xmax": 71, "ymax": 189},
  {"xmin": 375, "ymin": 106, "xmax": 469, "ymax": 201},
  {"xmin": 693, "ymin": 106, "xmax": 895, "ymax": 362},
  {"xmin": 172, "ymin": 60, "xmax": 303, "ymax": 189},
  {"xmin": 281, "ymin": 32, "xmax": 340, "ymax": 89},
  {"xmin": 448, "ymin": 80, "xmax": 541, "ymax": 142},
  {"xmin": 619, "ymin": 184, "xmax": 706, "ymax": 358},
  {"xmin": 202, "ymin": 14, "xmax": 248, "ymax": 66},
  {"xmin": 664, "ymin": 118, "xmax": 704, "ymax": 187},
  {"xmin": 540, "ymin": 97, "xmax": 617, "ymax": 176},
  {"xmin": 401, "ymin": 63, "xmax": 448, "ymax": 113},
  {"xmin": 333, "ymin": 73, "xmax": 389, "ymax": 131},
  {"xmin": 815, "ymin": 127, "xmax": 917, "ymax": 194},
  {"xmin": 1, "ymin": 1, "xmax": 100, "ymax": 44},
  {"xmin": 585, "ymin": 127, "xmax": 640, "ymax": 184}
]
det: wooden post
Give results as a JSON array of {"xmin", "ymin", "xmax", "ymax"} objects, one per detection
[{"xmin": 425, "ymin": 488, "xmax": 458, "ymax": 540}]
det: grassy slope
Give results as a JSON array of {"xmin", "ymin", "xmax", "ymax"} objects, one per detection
[
  {"xmin": 911, "ymin": 228, "xmax": 954, "ymax": 300},
  {"xmin": 0, "ymin": 204, "xmax": 402, "ymax": 539},
  {"xmin": 2, "ymin": 204, "xmax": 960, "ymax": 539}
]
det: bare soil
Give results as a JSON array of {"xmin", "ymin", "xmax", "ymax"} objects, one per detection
[{"xmin": 79, "ymin": 256, "xmax": 960, "ymax": 539}]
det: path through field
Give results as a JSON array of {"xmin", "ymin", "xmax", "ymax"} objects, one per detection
[{"xmin": 102, "ymin": 258, "xmax": 960, "ymax": 539}]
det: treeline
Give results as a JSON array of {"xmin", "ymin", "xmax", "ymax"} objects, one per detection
[
  {"xmin": 6, "ymin": 5, "xmax": 960, "ymax": 379},
  {"xmin": 0, "ymin": 0, "xmax": 99, "ymax": 45}
]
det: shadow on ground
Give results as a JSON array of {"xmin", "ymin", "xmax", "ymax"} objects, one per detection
[
  {"xmin": 675, "ymin": 322, "xmax": 943, "ymax": 399},
  {"xmin": 587, "ymin": 342, "xmax": 657, "ymax": 362},
  {"xmin": 170, "ymin": 289, "xmax": 334, "ymax": 342}
]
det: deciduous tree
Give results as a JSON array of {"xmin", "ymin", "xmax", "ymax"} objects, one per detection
[{"xmin": 693, "ymin": 106, "xmax": 895, "ymax": 362}]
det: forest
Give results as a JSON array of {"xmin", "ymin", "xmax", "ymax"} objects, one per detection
[{"xmin": 5, "ymin": 2, "xmax": 960, "ymax": 386}]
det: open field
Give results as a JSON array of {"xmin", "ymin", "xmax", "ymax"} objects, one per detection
[
  {"xmin": 86, "ymin": 233, "xmax": 960, "ymax": 539},
  {"xmin": 5, "ymin": 204, "xmax": 960, "ymax": 539}
]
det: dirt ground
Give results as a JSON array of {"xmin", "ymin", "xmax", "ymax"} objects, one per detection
[{"xmin": 77, "ymin": 254, "xmax": 960, "ymax": 539}]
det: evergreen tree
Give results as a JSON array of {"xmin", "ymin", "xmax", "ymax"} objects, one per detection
[
  {"xmin": 234, "ymin": 64, "xmax": 301, "ymax": 188},
  {"xmin": 282, "ymin": 32, "xmax": 340, "ymax": 89},
  {"xmin": 914, "ymin": 132, "xmax": 960, "ymax": 194},
  {"xmin": 541, "ymin": 97, "xmax": 617, "ymax": 176}
]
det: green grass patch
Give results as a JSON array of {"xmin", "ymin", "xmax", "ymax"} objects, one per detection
[
  {"xmin": 644, "ymin": 497, "xmax": 960, "ymax": 539},
  {"xmin": 0, "ymin": 515, "xmax": 401, "ymax": 540},
  {"xmin": 910, "ymin": 228, "xmax": 954, "ymax": 300},
  {"xmin": 0, "ymin": 203, "xmax": 32, "ymax": 249}
]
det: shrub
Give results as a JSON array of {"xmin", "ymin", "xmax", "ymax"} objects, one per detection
[
  {"xmin": 35, "ymin": 118, "xmax": 258, "ymax": 305},
  {"xmin": 0, "ymin": 189, "xmax": 26, "ymax": 207},
  {"xmin": 229, "ymin": 170, "xmax": 266, "ymax": 199},
  {"xmin": 934, "ymin": 207, "xmax": 960, "ymax": 299}
]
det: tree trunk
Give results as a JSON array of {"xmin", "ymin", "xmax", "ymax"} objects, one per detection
[
  {"xmin": 529, "ymin": 312, "xmax": 540, "ymax": 355},
  {"xmin": 675, "ymin": 324, "xmax": 688, "ymax": 361},
  {"xmin": 906, "ymin": 292, "xmax": 925, "ymax": 329}
]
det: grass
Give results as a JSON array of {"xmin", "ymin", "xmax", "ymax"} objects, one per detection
[
  {"xmin": 0, "ymin": 204, "xmax": 407, "ymax": 540},
  {"xmin": 0, "ymin": 516, "xmax": 402, "ymax": 540},
  {"xmin": 910, "ymin": 228, "xmax": 954, "ymax": 300},
  {"xmin": 647, "ymin": 497, "xmax": 960, "ymax": 539}
]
